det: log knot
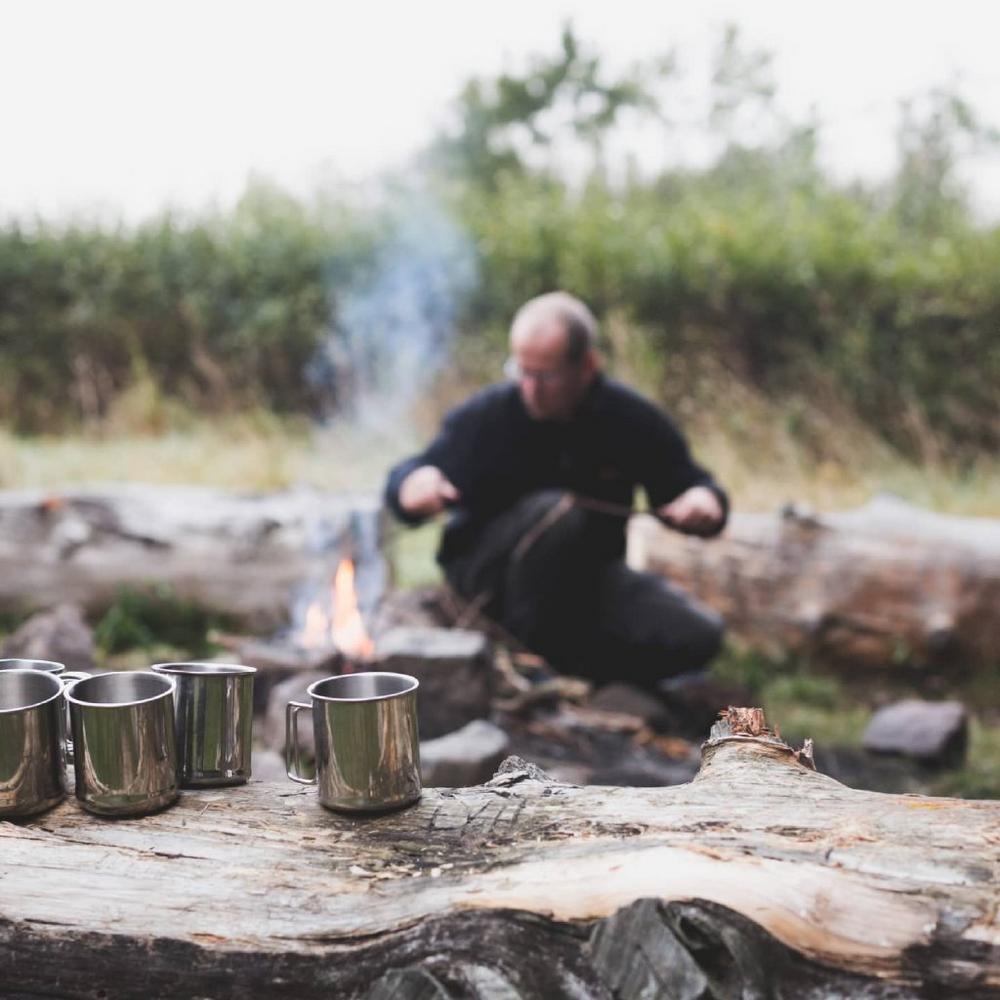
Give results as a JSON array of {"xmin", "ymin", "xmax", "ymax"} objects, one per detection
[
  {"xmin": 708, "ymin": 707, "xmax": 775, "ymax": 741},
  {"xmin": 487, "ymin": 756, "xmax": 553, "ymax": 787},
  {"xmin": 703, "ymin": 707, "xmax": 817, "ymax": 772}
]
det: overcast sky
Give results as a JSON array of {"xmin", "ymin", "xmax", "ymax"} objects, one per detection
[{"xmin": 3, "ymin": 0, "xmax": 999, "ymax": 223}]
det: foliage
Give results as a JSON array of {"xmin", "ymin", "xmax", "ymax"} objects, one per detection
[
  {"xmin": 1, "ymin": 26, "xmax": 998, "ymax": 464},
  {"xmin": 426, "ymin": 25, "xmax": 665, "ymax": 187},
  {"xmin": 0, "ymin": 184, "xmax": 376, "ymax": 431},
  {"xmin": 93, "ymin": 585, "xmax": 224, "ymax": 656}
]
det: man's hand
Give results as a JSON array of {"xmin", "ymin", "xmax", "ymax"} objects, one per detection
[
  {"xmin": 657, "ymin": 485, "xmax": 724, "ymax": 535},
  {"xmin": 398, "ymin": 465, "xmax": 460, "ymax": 518}
]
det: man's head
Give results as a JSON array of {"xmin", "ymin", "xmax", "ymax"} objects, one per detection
[{"xmin": 507, "ymin": 291, "xmax": 600, "ymax": 421}]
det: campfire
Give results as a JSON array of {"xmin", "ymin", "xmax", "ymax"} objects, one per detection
[
  {"xmin": 214, "ymin": 547, "xmax": 383, "ymax": 712},
  {"xmin": 296, "ymin": 557, "xmax": 375, "ymax": 663}
]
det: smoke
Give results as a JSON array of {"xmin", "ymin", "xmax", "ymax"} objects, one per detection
[{"xmin": 307, "ymin": 192, "xmax": 478, "ymax": 430}]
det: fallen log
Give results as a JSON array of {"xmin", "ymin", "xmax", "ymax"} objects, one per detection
[
  {"xmin": 0, "ymin": 485, "xmax": 387, "ymax": 629},
  {"xmin": 628, "ymin": 494, "xmax": 1000, "ymax": 673},
  {"xmin": 2, "ymin": 709, "xmax": 997, "ymax": 999}
]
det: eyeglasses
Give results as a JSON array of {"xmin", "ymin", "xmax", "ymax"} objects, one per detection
[{"xmin": 503, "ymin": 357, "xmax": 574, "ymax": 385}]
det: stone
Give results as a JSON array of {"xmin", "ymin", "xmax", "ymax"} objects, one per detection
[
  {"xmin": 589, "ymin": 683, "xmax": 670, "ymax": 731},
  {"xmin": 863, "ymin": 699, "xmax": 968, "ymax": 768},
  {"xmin": 369, "ymin": 585, "xmax": 453, "ymax": 635},
  {"xmin": 233, "ymin": 639, "xmax": 341, "ymax": 714},
  {"xmin": 585, "ymin": 757, "xmax": 700, "ymax": 787},
  {"xmin": 250, "ymin": 748, "xmax": 290, "ymax": 784},
  {"xmin": 421, "ymin": 720, "xmax": 511, "ymax": 788},
  {"xmin": 813, "ymin": 745, "xmax": 925, "ymax": 794},
  {"xmin": 374, "ymin": 627, "xmax": 492, "ymax": 739},
  {"xmin": 262, "ymin": 671, "xmax": 327, "ymax": 758},
  {"xmin": 1, "ymin": 604, "xmax": 96, "ymax": 672},
  {"xmin": 657, "ymin": 672, "xmax": 755, "ymax": 740}
]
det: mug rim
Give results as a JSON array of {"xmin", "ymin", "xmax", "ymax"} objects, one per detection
[
  {"xmin": 151, "ymin": 661, "xmax": 257, "ymax": 677},
  {"xmin": 0, "ymin": 668, "xmax": 64, "ymax": 714},
  {"xmin": 65, "ymin": 670, "xmax": 175, "ymax": 707},
  {"xmin": 0, "ymin": 658, "xmax": 65, "ymax": 673},
  {"xmin": 307, "ymin": 671, "xmax": 418, "ymax": 703}
]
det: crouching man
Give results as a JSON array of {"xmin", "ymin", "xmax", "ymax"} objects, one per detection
[{"xmin": 384, "ymin": 291, "xmax": 728, "ymax": 691}]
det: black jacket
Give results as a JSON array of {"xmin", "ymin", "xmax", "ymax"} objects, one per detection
[{"xmin": 384, "ymin": 373, "xmax": 729, "ymax": 565}]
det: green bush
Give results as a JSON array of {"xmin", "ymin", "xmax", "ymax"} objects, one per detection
[
  {"xmin": 2, "ymin": 144, "xmax": 998, "ymax": 462},
  {"xmin": 93, "ymin": 585, "xmax": 225, "ymax": 656}
]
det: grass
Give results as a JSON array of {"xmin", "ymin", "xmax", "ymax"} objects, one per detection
[
  {"xmin": 2, "ymin": 383, "xmax": 997, "ymax": 596},
  {"xmin": 3, "ymin": 357, "xmax": 997, "ymax": 516},
  {"xmin": 0, "ymin": 417, "xmax": 422, "ymax": 493}
]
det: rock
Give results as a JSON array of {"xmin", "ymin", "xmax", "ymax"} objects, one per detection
[
  {"xmin": 657, "ymin": 672, "xmax": 754, "ymax": 740},
  {"xmin": 374, "ymin": 627, "xmax": 492, "ymax": 739},
  {"xmin": 502, "ymin": 712, "xmax": 700, "ymax": 789},
  {"xmin": 862, "ymin": 699, "xmax": 969, "ymax": 768},
  {"xmin": 231, "ymin": 639, "xmax": 342, "ymax": 714},
  {"xmin": 369, "ymin": 585, "xmax": 454, "ymax": 635},
  {"xmin": 586, "ymin": 757, "xmax": 700, "ymax": 787},
  {"xmin": 421, "ymin": 720, "xmax": 511, "ymax": 788},
  {"xmin": 0, "ymin": 604, "xmax": 96, "ymax": 672},
  {"xmin": 589, "ymin": 683, "xmax": 670, "ymax": 731},
  {"xmin": 250, "ymin": 749, "xmax": 290, "ymax": 784},
  {"xmin": 263, "ymin": 671, "xmax": 327, "ymax": 758},
  {"xmin": 812, "ymin": 745, "xmax": 926, "ymax": 794}
]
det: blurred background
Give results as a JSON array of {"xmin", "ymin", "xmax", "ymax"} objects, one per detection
[{"xmin": 2, "ymin": 1, "xmax": 998, "ymax": 793}]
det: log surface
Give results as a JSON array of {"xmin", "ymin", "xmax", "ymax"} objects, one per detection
[
  {"xmin": 2, "ymin": 733, "xmax": 998, "ymax": 998},
  {"xmin": 628, "ymin": 494, "xmax": 1000, "ymax": 671},
  {"xmin": 0, "ymin": 485, "xmax": 385, "ymax": 628}
]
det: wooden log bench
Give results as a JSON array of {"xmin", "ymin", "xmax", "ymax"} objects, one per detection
[
  {"xmin": 2, "ymin": 711, "xmax": 998, "ymax": 999},
  {"xmin": 628, "ymin": 495, "xmax": 1000, "ymax": 673}
]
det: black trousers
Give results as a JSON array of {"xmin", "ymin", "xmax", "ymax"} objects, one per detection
[{"xmin": 443, "ymin": 490, "xmax": 724, "ymax": 690}]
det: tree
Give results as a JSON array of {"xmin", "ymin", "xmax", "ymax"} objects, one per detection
[{"xmin": 427, "ymin": 25, "xmax": 667, "ymax": 188}]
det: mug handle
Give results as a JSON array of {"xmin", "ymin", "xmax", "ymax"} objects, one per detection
[
  {"xmin": 285, "ymin": 700, "xmax": 316, "ymax": 785},
  {"xmin": 59, "ymin": 671, "xmax": 91, "ymax": 764}
]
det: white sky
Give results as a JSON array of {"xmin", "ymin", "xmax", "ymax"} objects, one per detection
[{"xmin": 3, "ymin": 0, "xmax": 1000, "ymax": 223}]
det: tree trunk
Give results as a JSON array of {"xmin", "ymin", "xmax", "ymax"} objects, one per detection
[
  {"xmin": 3, "ymin": 709, "xmax": 997, "ymax": 999},
  {"xmin": 628, "ymin": 494, "xmax": 1000, "ymax": 673},
  {"xmin": 0, "ymin": 485, "xmax": 386, "ymax": 630}
]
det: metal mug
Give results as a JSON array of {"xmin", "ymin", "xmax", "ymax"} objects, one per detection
[
  {"xmin": 65, "ymin": 671, "xmax": 179, "ymax": 817},
  {"xmin": 0, "ymin": 658, "xmax": 92, "ymax": 684},
  {"xmin": 286, "ymin": 672, "xmax": 421, "ymax": 813},
  {"xmin": 150, "ymin": 662, "xmax": 256, "ymax": 788},
  {"xmin": 0, "ymin": 670, "xmax": 68, "ymax": 818},
  {"xmin": 0, "ymin": 659, "xmax": 92, "ymax": 740}
]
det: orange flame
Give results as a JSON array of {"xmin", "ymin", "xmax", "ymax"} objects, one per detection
[{"xmin": 297, "ymin": 558, "xmax": 374, "ymax": 660}]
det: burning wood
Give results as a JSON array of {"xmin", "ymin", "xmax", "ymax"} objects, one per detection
[{"xmin": 295, "ymin": 558, "xmax": 375, "ymax": 662}]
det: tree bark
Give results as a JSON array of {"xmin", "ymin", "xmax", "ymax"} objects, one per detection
[
  {"xmin": 2, "ymin": 710, "xmax": 997, "ymax": 999},
  {"xmin": 628, "ymin": 494, "xmax": 1000, "ymax": 672},
  {"xmin": 0, "ymin": 485, "xmax": 386, "ymax": 629}
]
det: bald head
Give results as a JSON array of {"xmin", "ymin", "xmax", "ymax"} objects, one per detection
[
  {"xmin": 508, "ymin": 291, "xmax": 600, "ymax": 422},
  {"xmin": 510, "ymin": 291, "xmax": 599, "ymax": 363}
]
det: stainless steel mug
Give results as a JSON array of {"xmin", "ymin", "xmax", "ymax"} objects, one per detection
[
  {"xmin": 0, "ymin": 670, "xmax": 67, "ymax": 818},
  {"xmin": 0, "ymin": 658, "xmax": 91, "ymax": 684},
  {"xmin": 0, "ymin": 660, "xmax": 91, "ymax": 740},
  {"xmin": 65, "ymin": 671, "xmax": 179, "ymax": 817},
  {"xmin": 151, "ymin": 661, "xmax": 256, "ymax": 788},
  {"xmin": 286, "ymin": 672, "xmax": 421, "ymax": 813}
]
